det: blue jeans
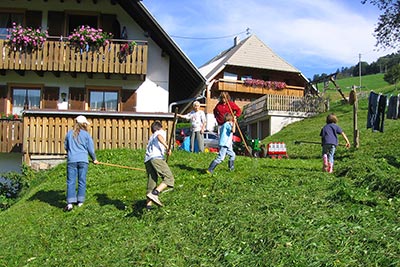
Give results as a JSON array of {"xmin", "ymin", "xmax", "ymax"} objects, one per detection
[
  {"xmin": 322, "ymin": 144, "xmax": 336, "ymax": 164},
  {"xmin": 215, "ymin": 146, "xmax": 236, "ymax": 164},
  {"xmin": 66, "ymin": 162, "xmax": 89, "ymax": 204}
]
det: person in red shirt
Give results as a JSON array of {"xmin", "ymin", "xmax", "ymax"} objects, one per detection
[{"xmin": 213, "ymin": 92, "xmax": 241, "ymax": 130}]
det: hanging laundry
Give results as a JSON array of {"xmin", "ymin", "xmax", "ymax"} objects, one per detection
[
  {"xmin": 387, "ymin": 95, "xmax": 399, "ymax": 119},
  {"xmin": 367, "ymin": 91, "xmax": 387, "ymax": 132}
]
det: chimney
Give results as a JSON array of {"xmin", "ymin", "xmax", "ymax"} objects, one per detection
[{"xmin": 234, "ymin": 36, "xmax": 240, "ymax": 46}]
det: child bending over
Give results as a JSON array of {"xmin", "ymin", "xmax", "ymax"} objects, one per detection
[{"xmin": 145, "ymin": 121, "xmax": 174, "ymax": 208}]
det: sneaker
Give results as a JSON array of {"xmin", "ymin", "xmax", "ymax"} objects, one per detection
[
  {"xmin": 77, "ymin": 202, "xmax": 83, "ymax": 207},
  {"xmin": 146, "ymin": 205, "xmax": 153, "ymax": 211},
  {"xmin": 146, "ymin": 192, "xmax": 163, "ymax": 206},
  {"xmin": 206, "ymin": 169, "xmax": 213, "ymax": 175},
  {"xmin": 63, "ymin": 204, "xmax": 73, "ymax": 212}
]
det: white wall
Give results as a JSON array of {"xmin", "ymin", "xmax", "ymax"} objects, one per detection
[
  {"xmin": 270, "ymin": 115, "xmax": 304, "ymax": 136},
  {"xmin": 0, "ymin": 0, "xmax": 171, "ymax": 113}
]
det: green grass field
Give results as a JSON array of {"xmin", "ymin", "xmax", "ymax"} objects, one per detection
[{"xmin": 1, "ymin": 74, "xmax": 400, "ymax": 267}]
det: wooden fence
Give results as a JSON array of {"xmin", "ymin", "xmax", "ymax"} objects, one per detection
[
  {"xmin": 0, "ymin": 119, "xmax": 23, "ymax": 153},
  {"xmin": 20, "ymin": 111, "xmax": 174, "ymax": 165}
]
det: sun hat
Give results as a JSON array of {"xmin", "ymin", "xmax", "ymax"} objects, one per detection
[{"xmin": 76, "ymin": 115, "xmax": 90, "ymax": 125}]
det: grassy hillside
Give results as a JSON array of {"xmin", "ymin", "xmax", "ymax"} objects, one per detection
[
  {"xmin": 1, "ymin": 75, "xmax": 400, "ymax": 267},
  {"xmin": 318, "ymin": 73, "xmax": 391, "ymax": 101}
]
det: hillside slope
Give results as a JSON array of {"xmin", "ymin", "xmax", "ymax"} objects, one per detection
[{"xmin": 1, "ymin": 76, "xmax": 399, "ymax": 266}]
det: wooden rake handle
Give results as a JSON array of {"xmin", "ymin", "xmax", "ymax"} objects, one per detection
[{"xmin": 98, "ymin": 162, "xmax": 146, "ymax": 172}]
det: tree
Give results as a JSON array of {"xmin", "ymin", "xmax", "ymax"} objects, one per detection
[
  {"xmin": 362, "ymin": 0, "xmax": 400, "ymax": 49},
  {"xmin": 352, "ymin": 61, "xmax": 369, "ymax": 76},
  {"xmin": 383, "ymin": 64, "xmax": 400, "ymax": 84}
]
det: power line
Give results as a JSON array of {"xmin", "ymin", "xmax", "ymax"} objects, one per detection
[{"xmin": 170, "ymin": 28, "xmax": 250, "ymax": 40}]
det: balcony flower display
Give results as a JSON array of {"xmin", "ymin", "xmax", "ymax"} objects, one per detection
[
  {"xmin": 7, "ymin": 23, "xmax": 48, "ymax": 52},
  {"xmin": 118, "ymin": 41, "xmax": 137, "ymax": 63},
  {"xmin": 67, "ymin": 25, "xmax": 113, "ymax": 51},
  {"xmin": 244, "ymin": 79, "xmax": 286, "ymax": 90},
  {"xmin": 0, "ymin": 113, "xmax": 20, "ymax": 120}
]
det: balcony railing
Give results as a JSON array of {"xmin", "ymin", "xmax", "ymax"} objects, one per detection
[
  {"xmin": 243, "ymin": 94, "xmax": 325, "ymax": 118},
  {"xmin": 0, "ymin": 38, "xmax": 148, "ymax": 75},
  {"xmin": 217, "ymin": 79, "xmax": 304, "ymax": 97}
]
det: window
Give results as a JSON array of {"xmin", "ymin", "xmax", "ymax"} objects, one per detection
[
  {"xmin": 0, "ymin": 11, "xmax": 24, "ymax": 39},
  {"xmin": 223, "ymin": 72, "xmax": 238, "ymax": 80},
  {"xmin": 89, "ymin": 90, "xmax": 118, "ymax": 111},
  {"xmin": 12, "ymin": 87, "xmax": 41, "ymax": 115}
]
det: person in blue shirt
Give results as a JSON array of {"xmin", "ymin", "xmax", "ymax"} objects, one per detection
[
  {"xmin": 320, "ymin": 113, "xmax": 350, "ymax": 173},
  {"xmin": 207, "ymin": 113, "xmax": 236, "ymax": 174},
  {"xmin": 64, "ymin": 115, "xmax": 99, "ymax": 211}
]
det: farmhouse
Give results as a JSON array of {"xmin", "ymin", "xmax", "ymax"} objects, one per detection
[
  {"xmin": 199, "ymin": 34, "xmax": 322, "ymax": 139},
  {"xmin": 0, "ymin": 0, "xmax": 205, "ymax": 166}
]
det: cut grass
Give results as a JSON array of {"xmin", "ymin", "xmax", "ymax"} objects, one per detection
[{"xmin": 1, "ymin": 75, "xmax": 400, "ymax": 267}]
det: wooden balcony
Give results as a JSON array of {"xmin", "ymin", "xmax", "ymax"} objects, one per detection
[
  {"xmin": 243, "ymin": 94, "xmax": 325, "ymax": 119},
  {"xmin": 217, "ymin": 79, "xmax": 304, "ymax": 97},
  {"xmin": 0, "ymin": 38, "xmax": 148, "ymax": 76}
]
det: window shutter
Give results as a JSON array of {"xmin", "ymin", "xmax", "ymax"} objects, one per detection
[
  {"xmin": 0, "ymin": 85, "xmax": 7, "ymax": 114},
  {"xmin": 69, "ymin": 87, "xmax": 86, "ymax": 110},
  {"xmin": 121, "ymin": 90, "xmax": 136, "ymax": 112},
  {"xmin": 42, "ymin": 87, "xmax": 59, "ymax": 109}
]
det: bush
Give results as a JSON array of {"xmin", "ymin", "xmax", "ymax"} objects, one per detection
[{"xmin": 0, "ymin": 165, "xmax": 35, "ymax": 210}]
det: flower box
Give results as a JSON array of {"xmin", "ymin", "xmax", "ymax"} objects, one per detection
[
  {"xmin": 67, "ymin": 25, "xmax": 113, "ymax": 51},
  {"xmin": 7, "ymin": 23, "xmax": 48, "ymax": 52},
  {"xmin": 244, "ymin": 79, "xmax": 286, "ymax": 90}
]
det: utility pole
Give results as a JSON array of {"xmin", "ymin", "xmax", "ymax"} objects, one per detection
[
  {"xmin": 359, "ymin": 53, "xmax": 362, "ymax": 89},
  {"xmin": 350, "ymin": 85, "xmax": 359, "ymax": 148}
]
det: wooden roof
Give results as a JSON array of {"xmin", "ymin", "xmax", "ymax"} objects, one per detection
[{"xmin": 200, "ymin": 34, "xmax": 303, "ymax": 81}]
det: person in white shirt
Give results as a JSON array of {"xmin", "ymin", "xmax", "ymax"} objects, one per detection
[
  {"xmin": 144, "ymin": 121, "xmax": 174, "ymax": 209},
  {"xmin": 177, "ymin": 101, "xmax": 206, "ymax": 152}
]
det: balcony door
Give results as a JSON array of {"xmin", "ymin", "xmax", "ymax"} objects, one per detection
[
  {"xmin": 67, "ymin": 14, "xmax": 98, "ymax": 34},
  {"xmin": 0, "ymin": 12, "xmax": 23, "ymax": 38}
]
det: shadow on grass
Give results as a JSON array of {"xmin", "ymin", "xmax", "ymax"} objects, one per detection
[
  {"xmin": 28, "ymin": 190, "xmax": 65, "ymax": 208},
  {"xmin": 175, "ymin": 163, "xmax": 205, "ymax": 174},
  {"xmin": 94, "ymin": 193, "xmax": 126, "ymax": 210},
  {"xmin": 125, "ymin": 199, "xmax": 147, "ymax": 218},
  {"xmin": 385, "ymin": 155, "xmax": 400, "ymax": 169}
]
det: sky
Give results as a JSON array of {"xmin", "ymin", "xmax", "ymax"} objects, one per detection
[{"xmin": 142, "ymin": 0, "xmax": 397, "ymax": 79}]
